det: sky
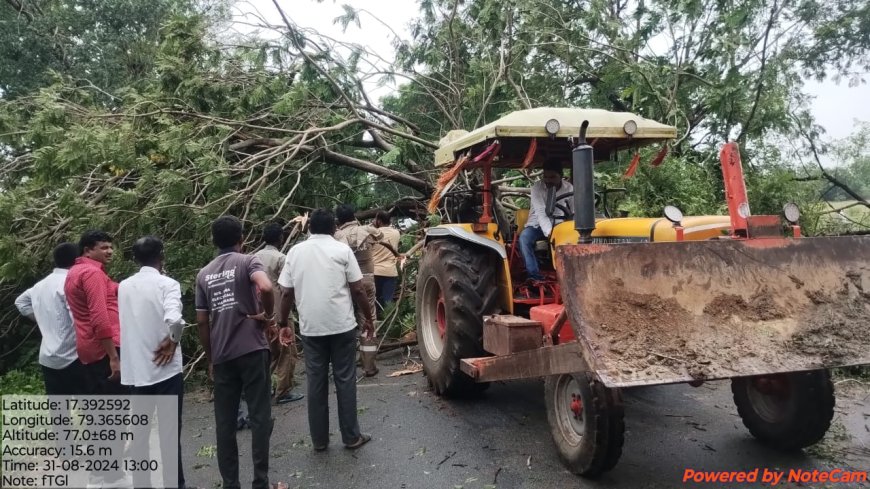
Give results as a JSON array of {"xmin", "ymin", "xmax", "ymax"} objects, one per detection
[{"xmin": 235, "ymin": 0, "xmax": 870, "ymax": 143}]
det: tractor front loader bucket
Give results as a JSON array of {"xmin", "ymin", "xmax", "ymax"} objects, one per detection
[{"xmin": 556, "ymin": 236, "xmax": 870, "ymax": 388}]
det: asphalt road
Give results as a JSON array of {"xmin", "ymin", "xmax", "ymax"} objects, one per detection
[{"xmin": 181, "ymin": 350, "xmax": 870, "ymax": 489}]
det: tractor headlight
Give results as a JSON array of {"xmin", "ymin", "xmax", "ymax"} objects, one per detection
[
  {"xmin": 545, "ymin": 118, "xmax": 560, "ymax": 137},
  {"xmin": 623, "ymin": 119, "xmax": 638, "ymax": 136},
  {"xmin": 783, "ymin": 202, "xmax": 800, "ymax": 224},
  {"xmin": 663, "ymin": 205, "xmax": 683, "ymax": 224}
]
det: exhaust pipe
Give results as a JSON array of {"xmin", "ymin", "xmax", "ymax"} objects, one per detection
[{"xmin": 572, "ymin": 120, "xmax": 595, "ymax": 243}]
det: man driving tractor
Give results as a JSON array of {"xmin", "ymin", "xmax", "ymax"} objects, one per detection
[{"xmin": 519, "ymin": 158, "xmax": 573, "ymax": 284}]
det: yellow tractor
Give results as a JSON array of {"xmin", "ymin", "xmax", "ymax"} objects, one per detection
[{"xmin": 415, "ymin": 107, "xmax": 870, "ymax": 476}]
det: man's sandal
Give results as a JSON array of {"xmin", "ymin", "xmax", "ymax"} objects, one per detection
[{"xmin": 344, "ymin": 433, "xmax": 371, "ymax": 450}]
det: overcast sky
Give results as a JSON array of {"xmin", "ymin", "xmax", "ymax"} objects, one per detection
[{"xmin": 237, "ymin": 0, "xmax": 869, "ymax": 143}]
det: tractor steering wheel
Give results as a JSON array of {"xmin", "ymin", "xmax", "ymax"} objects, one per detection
[
  {"xmin": 547, "ymin": 190, "xmax": 604, "ymax": 222},
  {"xmin": 546, "ymin": 190, "xmax": 577, "ymax": 222},
  {"xmin": 554, "ymin": 203, "xmax": 573, "ymax": 221}
]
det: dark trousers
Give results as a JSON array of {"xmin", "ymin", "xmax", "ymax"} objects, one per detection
[
  {"xmin": 301, "ymin": 329, "xmax": 361, "ymax": 447},
  {"xmin": 130, "ymin": 374, "xmax": 185, "ymax": 489},
  {"xmin": 374, "ymin": 275, "xmax": 398, "ymax": 317},
  {"xmin": 83, "ymin": 349, "xmax": 131, "ymax": 395},
  {"xmin": 213, "ymin": 350, "xmax": 272, "ymax": 489},
  {"xmin": 42, "ymin": 360, "xmax": 90, "ymax": 395},
  {"xmin": 82, "ymin": 349, "xmax": 129, "ymax": 483},
  {"xmin": 43, "ymin": 360, "xmax": 89, "ymax": 451}
]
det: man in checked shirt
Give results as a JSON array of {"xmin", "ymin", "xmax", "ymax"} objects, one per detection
[
  {"xmin": 64, "ymin": 230, "xmax": 129, "ymax": 395},
  {"xmin": 64, "ymin": 230, "xmax": 130, "ymax": 487}
]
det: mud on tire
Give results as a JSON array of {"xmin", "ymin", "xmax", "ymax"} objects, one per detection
[
  {"xmin": 731, "ymin": 369, "xmax": 835, "ymax": 451},
  {"xmin": 544, "ymin": 372, "xmax": 625, "ymax": 477},
  {"xmin": 416, "ymin": 239, "xmax": 500, "ymax": 397}
]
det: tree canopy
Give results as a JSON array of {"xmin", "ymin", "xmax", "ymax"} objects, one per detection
[{"xmin": 0, "ymin": 0, "xmax": 867, "ymax": 369}]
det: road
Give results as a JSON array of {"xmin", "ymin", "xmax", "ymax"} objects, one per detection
[{"xmin": 181, "ymin": 350, "xmax": 870, "ymax": 489}]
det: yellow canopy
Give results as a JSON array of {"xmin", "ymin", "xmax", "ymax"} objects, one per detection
[{"xmin": 434, "ymin": 107, "xmax": 677, "ymax": 167}]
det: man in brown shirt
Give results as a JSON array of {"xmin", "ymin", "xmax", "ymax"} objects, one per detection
[
  {"xmin": 334, "ymin": 205, "xmax": 399, "ymax": 376},
  {"xmin": 371, "ymin": 211, "xmax": 402, "ymax": 318}
]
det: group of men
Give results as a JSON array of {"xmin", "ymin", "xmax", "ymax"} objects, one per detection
[
  {"xmin": 15, "ymin": 205, "xmax": 404, "ymax": 489},
  {"xmin": 15, "ymin": 231, "xmax": 185, "ymax": 488}
]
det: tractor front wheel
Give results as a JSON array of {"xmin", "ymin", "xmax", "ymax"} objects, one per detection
[
  {"xmin": 416, "ymin": 239, "xmax": 499, "ymax": 397},
  {"xmin": 731, "ymin": 370, "xmax": 835, "ymax": 451},
  {"xmin": 545, "ymin": 372, "xmax": 625, "ymax": 477}
]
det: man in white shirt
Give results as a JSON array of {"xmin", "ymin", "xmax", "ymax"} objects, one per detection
[
  {"xmin": 277, "ymin": 208, "xmax": 375, "ymax": 451},
  {"xmin": 15, "ymin": 242, "xmax": 88, "ymax": 394},
  {"xmin": 119, "ymin": 236, "xmax": 186, "ymax": 489},
  {"xmin": 520, "ymin": 158, "xmax": 574, "ymax": 283}
]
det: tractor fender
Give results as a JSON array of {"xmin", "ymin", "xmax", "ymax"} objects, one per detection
[{"xmin": 424, "ymin": 226, "xmax": 507, "ymax": 258}]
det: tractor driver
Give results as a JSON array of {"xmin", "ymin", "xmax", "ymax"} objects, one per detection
[{"xmin": 519, "ymin": 158, "xmax": 574, "ymax": 282}]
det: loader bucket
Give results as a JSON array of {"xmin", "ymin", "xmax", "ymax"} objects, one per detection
[{"xmin": 556, "ymin": 236, "xmax": 870, "ymax": 388}]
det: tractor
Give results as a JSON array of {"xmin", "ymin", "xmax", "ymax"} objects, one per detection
[{"xmin": 415, "ymin": 107, "xmax": 870, "ymax": 476}]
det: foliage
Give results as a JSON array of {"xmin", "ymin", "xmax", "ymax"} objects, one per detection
[
  {"xmin": 1, "ymin": 0, "xmax": 869, "ymax": 373},
  {"xmin": 0, "ymin": 366, "xmax": 44, "ymax": 396},
  {"xmin": 595, "ymin": 149, "xmax": 725, "ymax": 218},
  {"xmin": 384, "ymin": 0, "xmax": 870, "ymax": 227},
  {"xmin": 0, "ymin": 6, "xmax": 435, "ymax": 371},
  {"xmin": 389, "ymin": 0, "xmax": 870, "ymax": 148},
  {"xmin": 0, "ymin": 0, "xmax": 224, "ymax": 99},
  {"xmin": 827, "ymin": 122, "xmax": 870, "ymax": 201}
]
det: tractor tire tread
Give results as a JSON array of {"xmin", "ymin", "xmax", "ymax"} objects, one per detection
[
  {"xmin": 417, "ymin": 239, "xmax": 499, "ymax": 398},
  {"xmin": 731, "ymin": 370, "xmax": 835, "ymax": 451},
  {"xmin": 545, "ymin": 373, "xmax": 625, "ymax": 477}
]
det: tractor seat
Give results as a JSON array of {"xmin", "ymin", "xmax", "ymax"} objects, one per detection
[
  {"xmin": 516, "ymin": 208, "xmax": 530, "ymax": 231},
  {"xmin": 515, "ymin": 209, "xmax": 551, "ymax": 250}
]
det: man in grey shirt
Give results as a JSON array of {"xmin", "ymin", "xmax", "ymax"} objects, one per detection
[
  {"xmin": 254, "ymin": 222, "xmax": 303, "ymax": 405},
  {"xmin": 196, "ymin": 215, "xmax": 279, "ymax": 489}
]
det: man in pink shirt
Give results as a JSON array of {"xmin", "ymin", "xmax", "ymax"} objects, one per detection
[{"xmin": 64, "ymin": 229, "xmax": 126, "ymax": 395}]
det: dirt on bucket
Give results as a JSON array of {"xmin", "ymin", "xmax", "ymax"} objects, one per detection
[{"xmin": 557, "ymin": 237, "xmax": 870, "ymax": 388}]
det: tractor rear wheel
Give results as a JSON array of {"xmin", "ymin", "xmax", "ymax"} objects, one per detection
[
  {"xmin": 545, "ymin": 372, "xmax": 625, "ymax": 477},
  {"xmin": 731, "ymin": 370, "xmax": 835, "ymax": 450},
  {"xmin": 416, "ymin": 239, "xmax": 499, "ymax": 397}
]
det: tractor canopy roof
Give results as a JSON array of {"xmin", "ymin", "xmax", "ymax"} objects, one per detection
[{"xmin": 434, "ymin": 107, "xmax": 677, "ymax": 168}]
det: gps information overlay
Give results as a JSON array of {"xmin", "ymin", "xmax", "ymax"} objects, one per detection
[{"xmin": 1, "ymin": 395, "xmax": 178, "ymax": 489}]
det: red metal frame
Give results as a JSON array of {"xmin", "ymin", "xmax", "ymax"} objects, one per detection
[
  {"xmin": 471, "ymin": 142, "xmax": 501, "ymax": 225},
  {"xmin": 720, "ymin": 142, "xmax": 750, "ymax": 237}
]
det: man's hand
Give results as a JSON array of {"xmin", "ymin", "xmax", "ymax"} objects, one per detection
[
  {"xmin": 361, "ymin": 318, "xmax": 375, "ymax": 340},
  {"xmin": 153, "ymin": 336, "xmax": 177, "ymax": 367},
  {"xmin": 279, "ymin": 326, "xmax": 295, "ymax": 347},
  {"xmin": 247, "ymin": 312, "xmax": 276, "ymax": 331},
  {"xmin": 290, "ymin": 214, "xmax": 308, "ymax": 229},
  {"xmin": 108, "ymin": 356, "xmax": 121, "ymax": 382},
  {"xmin": 208, "ymin": 363, "xmax": 214, "ymax": 382},
  {"xmin": 266, "ymin": 323, "xmax": 279, "ymax": 343}
]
